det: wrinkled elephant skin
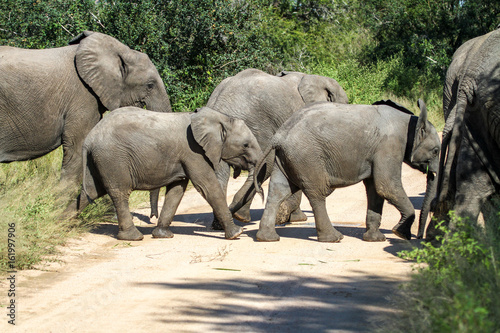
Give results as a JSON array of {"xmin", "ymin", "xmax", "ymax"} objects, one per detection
[
  {"xmin": 0, "ymin": 31, "xmax": 171, "ymax": 201},
  {"xmin": 254, "ymin": 100, "xmax": 440, "ymax": 242},
  {"xmin": 80, "ymin": 106, "xmax": 261, "ymax": 241}
]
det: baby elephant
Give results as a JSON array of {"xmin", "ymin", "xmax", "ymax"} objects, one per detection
[
  {"xmin": 254, "ymin": 100, "xmax": 440, "ymax": 242},
  {"xmin": 81, "ymin": 106, "xmax": 262, "ymax": 241}
]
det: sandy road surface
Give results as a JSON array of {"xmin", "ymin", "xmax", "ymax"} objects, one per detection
[{"xmin": 1, "ymin": 164, "xmax": 427, "ymax": 332}]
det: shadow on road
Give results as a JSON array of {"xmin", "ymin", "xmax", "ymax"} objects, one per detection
[{"xmin": 133, "ymin": 271, "xmax": 404, "ymax": 332}]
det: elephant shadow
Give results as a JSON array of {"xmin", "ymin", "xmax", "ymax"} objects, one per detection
[
  {"xmin": 89, "ymin": 210, "xmax": 251, "ymax": 240},
  {"xmin": 410, "ymin": 193, "xmax": 425, "ymax": 210}
]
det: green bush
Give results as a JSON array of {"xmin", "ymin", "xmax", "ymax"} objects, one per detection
[
  {"xmin": 0, "ymin": 1, "xmax": 279, "ymax": 111},
  {"xmin": 387, "ymin": 214, "xmax": 500, "ymax": 332},
  {"xmin": 358, "ymin": 0, "xmax": 500, "ymax": 82}
]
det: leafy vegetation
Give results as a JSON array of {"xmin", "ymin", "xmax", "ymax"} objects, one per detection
[
  {"xmin": 385, "ymin": 213, "xmax": 500, "ymax": 332},
  {"xmin": 1, "ymin": 1, "xmax": 500, "ymax": 329}
]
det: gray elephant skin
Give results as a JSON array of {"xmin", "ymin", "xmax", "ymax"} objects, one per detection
[
  {"xmin": 254, "ymin": 100, "xmax": 440, "ymax": 242},
  {"xmin": 428, "ymin": 27, "xmax": 500, "ymax": 237},
  {"xmin": 80, "ymin": 106, "xmax": 262, "ymax": 241},
  {"xmin": 149, "ymin": 68, "xmax": 349, "ymax": 226},
  {"xmin": 0, "ymin": 31, "xmax": 171, "ymax": 196}
]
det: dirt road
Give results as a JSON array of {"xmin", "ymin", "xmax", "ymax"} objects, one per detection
[{"xmin": 1, "ymin": 164, "xmax": 426, "ymax": 332}]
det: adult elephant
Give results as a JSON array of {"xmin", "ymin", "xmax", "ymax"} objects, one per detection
[
  {"xmin": 0, "ymin": 31, "xmax": 172, "ymax": 197},
  {"xmin": 427, "ymin": 27, "xmax": 500, "ymax": 238},
  {"xmin": 207, "ymin": 68, "xmax": 348, "ymax": 228}
]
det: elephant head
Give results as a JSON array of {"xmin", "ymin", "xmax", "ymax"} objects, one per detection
[
  {"xmin": 278, "ymin": 71, "xmax": 349, "ymax": 104},
  {"xmin": 70, "ymin": 31, "xmax": 171, "ymax": 113},
  {"xmin": 407, "ymin": 99, "xmax": 441, "ymax": 238},
  {"xmin": 191, "ymin": 107, "xmax": 262, "ymax": 171}
]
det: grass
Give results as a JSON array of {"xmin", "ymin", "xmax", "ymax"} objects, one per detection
[
  {"xmin": 311, "ymin": 56, "xmax": 445, "ymax": 131},
  {"xmin": 0, "ymin": 147, "xmax": 155, "ymax": 272},
  {"xmin": 0, "ymin": 148, "xmax": 74, "ymax": 271},
  {"xmin": 380, "ymin": 210, "xmax": 500, "ymax": 332}
]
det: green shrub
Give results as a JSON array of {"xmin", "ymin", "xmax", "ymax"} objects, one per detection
[
  {"xmin": 386, "ymin": 214, "xmax": 500, "ymax": 332},
  {"xmin": 358, "ymin": 0, "xmax": 500, "ymax": 83}
]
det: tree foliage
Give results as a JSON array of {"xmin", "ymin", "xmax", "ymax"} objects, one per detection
[
  {"xmin": 0, "ymin": 0, "xmax": 278, "ymax": 108},
  {"xmin": 360, "ymin": 0, "xmax": 500, "ymax": 76},
  {"xmin": 1, "ymin": 0, "xmax": 499, "ymax": 106}
]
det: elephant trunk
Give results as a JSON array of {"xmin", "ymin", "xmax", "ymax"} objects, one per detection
[
  {"xmin": 147, "ymin": 84, "xmax": 172, "ymax": 113},
  {"xmin": 253, "ymin": 145, "xmax": 275, "ymax": 202},
  {"xmin": 148, "ymin": 95, "xmax": 172, "ymax": 113},
  {"xmin": 417, "ymin": 159, "xmax": 439, "ymax": 239}
]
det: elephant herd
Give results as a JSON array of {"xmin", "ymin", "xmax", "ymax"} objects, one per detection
[{"xmin": 1, "ymin": 28, "xmax": 499, "ymax": 243}]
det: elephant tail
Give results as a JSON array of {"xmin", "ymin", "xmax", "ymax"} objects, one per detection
[
  {"xmin": 254, "ymin": 145, "xmax": 275, "ymax": 202},
  {"xmin": 81, "ymin": 143, "xmax": 105, "ymax": 205}
]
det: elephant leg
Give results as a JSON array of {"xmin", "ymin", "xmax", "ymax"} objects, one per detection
[
  {"xmin": 212, "ymin": 162, "xmax": 231, "ymax": 230},
  {"xmin": 190, "ymin": 170, "xmax": 242, "ymax": 240},
  {"xmin": 230, "ymin": 160, "xmax": 270, "ymax": 223},
  {"xmin": 275, "ymin": 190, "xmax": 307, "ymax": 224},
  {"xmin": 380, "ymin": 180, "xmax": 415, "ymax": 240},
  {"xmin": 58, "ymin": 113, "xmax": 100, "ymax": 196},
  {"xmin": 256, "ymin": 167, "xmax": 296, "ymax": 241},
  {"xmin": 454, "ymin": 142, "xmax": 495, "ymax": 224},
  {"xmin": 152, "ymin": 180, "xmax": 188, "ymax": 239},
  {"xmin": 60, "ymin": 191, "xmax": 93, "ymax": 220},
  {"xmin": 60, "ymin": 159, "xmax": 107, "ymax": 221},
  {"xmin": 108, "ymin": 189, "xmax": 143, "ymax": 241},
  {"xmin": 362, "ymin": 178, "xmax": 386, "ymax": 242},
  {"xmin": 229, "ymin": 163, "xmax": 268, "ymax": 222},
  {"xmin": 288, "ymin": 197, "xmax": 307, "ymax": 222},
  {"xmin": 230, "ymin": 150, "xmax": 308, "ymax": 224},
  {"xmin": 304, "ymin": 190, "xmax": 343, "ymax": 243},
  {"xmin": 232, "ymin": 195, "xmax": 253, "ymax": 223}
]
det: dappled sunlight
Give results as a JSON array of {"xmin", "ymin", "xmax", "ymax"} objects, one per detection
[{"xmin": 134, "ymin": 271, "xmax": 404, "ymax": 332}]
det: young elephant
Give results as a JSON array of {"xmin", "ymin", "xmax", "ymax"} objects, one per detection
[
  {"xmin": 254, "ymin": 100, "xmax": 440, "ymax": 242},
  {"xmin": 80, "ymin": 106, "xmax": 262, "ymax": 241}
]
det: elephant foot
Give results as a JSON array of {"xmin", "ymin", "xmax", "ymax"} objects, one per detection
[
  {"xmin": 150, "ymin": 211, "xmax": 159, "ymax": 219},
  {"xmin": 363, "ymin": 230, "xmax": 386, "ymax": 242},
  {"xmin": 275, "ymin": 205, "xmax": 291, "ymax": 226},
  {"xmin": 317, "ymin": 229, "xmax": 344, "ymax": 243},
  {"xmin": 224, "ymin": 225, "xmax": 243, "ymax": 240},
  {"xmin": 256, "ymin": 229, "xmax": 280, "ymax": 242},
  {"xmin": 289, "ymin": 209, "xmax": 308, "ymax": 222},
  {"xmin": 59, "ymin": 203, "xmax": 78, "ymax": 221},
  {"xmin": 211, "ymin": 218, "xmax": 224, "ymax": 230},
  {"xmin": 392, "ymin": 222, "xmax": 412, "ymax": 240},
  {"xmin": 117, "ymin": 226, "xmax": 144, "ymax": 241},
  {"xmin": 233, "ymin": 209, "xmax": 252, "ymax": 223},
  {"xmin": 152, "ymin": 226, "xmax": 174, "ymax": 239}
]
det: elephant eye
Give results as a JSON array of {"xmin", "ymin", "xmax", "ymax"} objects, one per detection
[
  {"xmin": 243, "ymin": 142, "xmax": 249, "ymax": 148},
  {"xmin": 433, "ymin": 147, "xmax": 439, "ymax": 156},
  {"xmin": 147, "ymin": 82, "xmax": 155, "ymax": 90}
]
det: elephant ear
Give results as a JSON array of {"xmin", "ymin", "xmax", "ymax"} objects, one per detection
[
  {"xmin": 412, "ymin": 99, "xmax": 429, "ymax": 152},
  {"xmin": 191, "ymin": 107, "xmax": 232, "ymax": 167},
  {"xmin": 298, "ymin": 74, "xmax": 349, "ymax": 104},
  {"xmin": 73, "ymin": 31, "xmax": 132, "ymax": 111}
]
